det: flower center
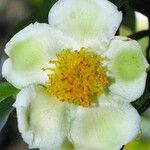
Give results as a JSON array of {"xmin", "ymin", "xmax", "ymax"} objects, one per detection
[{"xmin": 45, "ymin": 48, "xmax": 110, "ymax": 107}]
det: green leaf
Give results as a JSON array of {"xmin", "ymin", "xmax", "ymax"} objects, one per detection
[
  {"xmin": 0, "ymin": 82, "xmax": 19, "ymax": 102},
  {"xmin": 29, "ymin": 0, "xmax": 44, "ymax": 7},
  {"xmin": 0, "ymin": 97, "xmax": 15, "ymax": 131},
  {"xmin": 124, "ymin": 138, "xmax": 150, "ymax": 150}
]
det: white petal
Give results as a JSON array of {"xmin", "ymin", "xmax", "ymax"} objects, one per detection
[
  {"xmin": 14, "ymin": 85, "xmax": 69, "ymax": 150},
  {"xmin": 49, "ymin": 0, "xmax": 122, "ymax": 49},
  {"xmin": 69, "ymin": 98, "xmax": 140, "ymax": 150},
  {"xmin": 2, "ymin": 22, "xmax": 77, "ymax": 89},
  {"xmin": 2, "ymin": 58, "xmax": 49, "ymax": 89},
  {"xmin": 103, "ymin": 36, "xmax": 149, "ymax": 102}
]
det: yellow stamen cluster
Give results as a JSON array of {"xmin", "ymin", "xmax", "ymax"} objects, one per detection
[{"xmin": 45, "ymin": 48, "xmax": 110, "ymax": 107}]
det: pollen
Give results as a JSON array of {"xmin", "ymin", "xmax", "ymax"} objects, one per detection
[{"xmin": 45, "ymin": 48, "xmax": 110, "ymax": 107}]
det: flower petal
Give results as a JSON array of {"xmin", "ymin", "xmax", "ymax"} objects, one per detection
[
  {"xmin": 69, "ymin": 97, "xmax": 140, "ymax": 150},
  {"xmin": 49, "ymin": 0, "xmax": 122, "ymax": 49},
  {"xmin": 2, "ymin": 22, "xmax": 76, "ymax": 89},
  {"xmin": 13, "ymin": 85, "xmax": 69, "ymax": 150},
  {"xmin": 104, "ymin": 36, "xmax": 149, "ymax": 102}
]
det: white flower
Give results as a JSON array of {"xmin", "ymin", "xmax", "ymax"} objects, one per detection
[{"xmin": 2, "ymin": 0, "xmax": 149, "ymax": 150}]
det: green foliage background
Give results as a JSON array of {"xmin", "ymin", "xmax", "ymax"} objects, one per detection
[{"xmin": 0, "ymin": 0, "xmax": 150, "ymax": 149}]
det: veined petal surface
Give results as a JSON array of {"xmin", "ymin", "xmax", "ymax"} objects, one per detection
[
  {"xmin": 2, "ymin": 22, "xmax": 76, "ymax": 88},
  {"xmin": 49, "ymin": 0, "xmax": 122, "ymax": 50},
  {"xmin": 14, "ymin": 85, "xmax": 69, "ymax": 150},
  {"xmin": 103, "ymin": 36, "xmax": 149, "ymax": 102},
  {"xmin": 69, "ymin": 96, "xmax": 140, "ymax": 150}
]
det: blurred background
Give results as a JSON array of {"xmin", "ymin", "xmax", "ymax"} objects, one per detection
[{"xmin": 0, "ymin": 0, "xmax": 150, "ymax": 150}]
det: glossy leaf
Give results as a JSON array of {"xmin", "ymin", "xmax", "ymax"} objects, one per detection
[
  {"xmin": 0, "ymin": 97, "xmax": 15, "ymax": 131},
  {"xmin": 0, "ymin": 82, "xmax": 19, "ymax": 102}
]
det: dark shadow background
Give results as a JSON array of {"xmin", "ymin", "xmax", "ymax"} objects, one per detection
[
  {"xmin": 0, "ymin": 1, "xmax": 30, "ymax": 149},
  {"xmin": 0, "ymin": 0, "xmax": 150, "ymax": 150}
]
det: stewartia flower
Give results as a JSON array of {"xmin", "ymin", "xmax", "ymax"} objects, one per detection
[{"xmin": 2, "ymin": 0, "xmax": 149, "ymax": 150}]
